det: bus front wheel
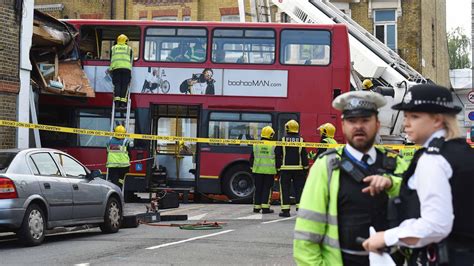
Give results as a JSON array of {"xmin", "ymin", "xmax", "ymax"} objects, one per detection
[{"xmin": 222, "ymin": 164, "xmax": 254, "ymax": 203}]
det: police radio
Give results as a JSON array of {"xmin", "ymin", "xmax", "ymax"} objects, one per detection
[{"xmin": 339, "ymin": 159, "xmax": 367, "ymax": 183}]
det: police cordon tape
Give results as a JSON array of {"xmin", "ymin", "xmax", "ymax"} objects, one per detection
[{"xmin": 0, "ymin": 119, "xmax": 415, "ymax": 150}]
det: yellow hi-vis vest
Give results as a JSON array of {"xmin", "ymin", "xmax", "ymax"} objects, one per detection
[
  {"xmin": 252, "ymin": 144, "xmax": 277, "ymax": 175},
  {"xmin": 106, "ymin": 139, "xmax": 131, "ymax": 168},
  {"xmin": 110, "ymin": 44, "xmax": 132, "ymax": 71}
]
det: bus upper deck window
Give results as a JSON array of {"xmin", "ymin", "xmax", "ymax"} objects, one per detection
[
  {"xmin": 211, "ymin": 28, "xmax": 275, "ymax": 65},
  {"xmin": 280, "ymin": 30, "xmax": 331, "ymax": 66},
  {"xmin": 144, "ymin": 27, "xmax": 208, "ymax": 63}
]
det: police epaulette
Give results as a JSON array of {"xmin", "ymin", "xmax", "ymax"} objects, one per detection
[
  {"xmin": 426, "ymin": 137, "xmax": 445, "ymax": 154},
  {"xmin": 317, "ymin": 148, "xmax": 338, "ymax": 159}
]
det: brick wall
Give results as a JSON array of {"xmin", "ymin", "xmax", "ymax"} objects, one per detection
[
  {"xmin": 0, "ymin": 93, "xmax": 17, "ymax": 148},
  {"xmin": 420, "ymin": 0, "xmax": 449, "ymax": 86},
  {"xmin": 35, "ymin": 0, "xmax": 111, "ymax": 19},
  {"xmin": 350, "ymin": 0, "xmax": 448, "ymax": 86},
  {"xmin": 0, "ymin": 1, "xmax": 20, "ymax": 148}
]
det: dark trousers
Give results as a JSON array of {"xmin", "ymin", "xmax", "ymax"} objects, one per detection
[
  {"xmin": 111, "ymin": 68, "xmax": 131, "ymax": 102},
  {"xmin": 280, "ymin": 170, "xmax": 306, "ymax": 209},
  {"xmin": 253, "ymin": 173, "xmax": 274, "ymax": 208},
  {"xmin": 108, "ymin": 167, "xmax": 128, "ymax": 189}
]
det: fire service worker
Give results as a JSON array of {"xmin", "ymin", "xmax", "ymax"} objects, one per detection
[
  {"xmin": 309, "ymin": 122, "xmax": 338, "ymax": 160},
  {"xmin": 109, "ymin": 34, "xmax": 133, "ymax": 107},
  {"xmin": 363, "ymin": 84, "xmax": 474, "ymax": 265},
  {"xmin": 275, "ymin": 120, "xmax": 309, "ymax": 217},
  {"xmin": 106, "ymin": 125, "xmax": 131, "ymax": 189},
  {"xmin": 249, "ymin": 126, "xmax": 278, "ymax": 214},
  {"xmin": 294, "ymin": 91, "xmax": 408, "ymax": 266}
]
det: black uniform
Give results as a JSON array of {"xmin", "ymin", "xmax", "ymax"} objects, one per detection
[
  {"xmin": 275, "ymin": 133, "xmax": 309, "ymax": 212},
  {"xmin": 395, "ymin": 138, "xmax": 474, "ymax": 265}
]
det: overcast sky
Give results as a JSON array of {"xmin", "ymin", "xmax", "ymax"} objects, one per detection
[{"xmin": 446, "ymin": 0, "xmax": 471, "ymax": 35}]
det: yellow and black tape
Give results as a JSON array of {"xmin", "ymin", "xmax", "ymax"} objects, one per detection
[{"xmin": 0, "ymin": 119, "xmax": 411, "ymax": 150}]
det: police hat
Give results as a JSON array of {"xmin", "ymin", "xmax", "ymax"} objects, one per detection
[
  {"xmin": 332, "ymin": 91, "xmax": 387, "ymax": 119},
  {"xmin": 392, "ymin": 84, "xmax": 462, "ymax": 114}
]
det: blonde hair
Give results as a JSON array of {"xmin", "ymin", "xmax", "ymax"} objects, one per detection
[{"xmin": 441, "ymin": 113, "xmax": 462, "ymax": 140}]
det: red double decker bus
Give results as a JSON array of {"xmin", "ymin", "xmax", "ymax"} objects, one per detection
[{"xmin": 39, "ymin": 20, "xmax": 350, "ymax": 201}]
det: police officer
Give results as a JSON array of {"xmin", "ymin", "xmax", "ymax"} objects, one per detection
[
  {"xmin": 275, "ymin": 120, "xmax": 309, "ymax": 217},
  {"xmin": 309, "ymin": 122, "xmax": 338, "ymax": 160},
  {"xmin": 363, "ymin": 84, "xmax": 474, "ymax": 265},
  {"xmin": 294, "ymin": 91, "xmax": 408, "ymax": 265},
  {"xmin": 109, "ymin": 34, "xmax": 133, "ymax": 107},
  {"xmin": 250, "ymin": 126, "xmax": 278, "ymax": 214},
  {"xmin": 106, "ymin": 125, "xmax": 131, "ymax": 189}
]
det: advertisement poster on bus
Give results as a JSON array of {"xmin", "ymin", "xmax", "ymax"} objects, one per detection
[{"xmin": 85, "ymin": 66, "xmax": 288, "ymax": 97}]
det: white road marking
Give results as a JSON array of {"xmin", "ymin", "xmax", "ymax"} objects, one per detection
[
  {"xmin": 145, "ymin": 229, "xmax": 234, "ymax": 250},
  {"xmin": 236, "ymin": 214, "xmax": 263, "ymax": 220},
  {"xmin": 74, "ymin": 263, "xmax": 90, "ymax": 266},
  {"xmin": 188, "ymin": 213, "xmax": 208, "ymax": 220},
  {"xmin": 261, "ymin": 216, "xmax": 296, "ymax": 224}
]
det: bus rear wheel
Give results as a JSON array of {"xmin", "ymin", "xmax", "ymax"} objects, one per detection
[{"xmin": 222, "ymin": 164, "xmax": 254, "ymax": 203}]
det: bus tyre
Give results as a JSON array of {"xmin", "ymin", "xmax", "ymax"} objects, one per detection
[
  {"xmin": 17, "ymin": 204, "xmax": 46, "ymax": 246},
  {"xmin": 100, "ymin": 197, "xmax": 122, "ymax": 233},
  {"xmin": 222, "ymin": 164, "xmax": 254, "ymax": 203}
]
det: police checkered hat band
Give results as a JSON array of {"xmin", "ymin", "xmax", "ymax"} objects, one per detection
[
  {"xmin": 392, "ymin": 84, "xmax": 462, "ymax": 114},
  {"xmin": 332, "ymin": 91, "xmax": 387, "ymax": 118}
]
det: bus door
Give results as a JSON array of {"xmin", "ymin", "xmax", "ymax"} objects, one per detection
[{"xmin": 150, "ymin": 104, "xmax": 199, "ymax": 187}]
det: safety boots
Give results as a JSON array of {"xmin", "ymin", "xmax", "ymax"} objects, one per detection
[
  {"xmin": 262, "ymin": 208, "xmax": 274, "ymax": 214},
  {"xmin": 279, "ymin": 209, "xmax": 290, "ymax": 217}
]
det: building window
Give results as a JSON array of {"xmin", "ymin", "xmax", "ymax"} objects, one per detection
[
  {"xmin": 183, "ymin": 16, "xmax": 191, "ymax": 21},
  {"xmin": 153, "ymin": 16, "xmax": 178, "ymax": 21},
  {"xmin": 373, "ymin": 10, "xmax": 397, "ymax": 51},
  {"xmin": 221, "ymin": 15, "xmax": 240, "ymax": 22}
]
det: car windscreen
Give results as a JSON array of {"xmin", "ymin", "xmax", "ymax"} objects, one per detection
[{"xmin": 0, "ymin": 152, "xmax": 17, "ymax": 173}]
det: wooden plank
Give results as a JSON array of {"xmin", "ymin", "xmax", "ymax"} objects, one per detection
[{"xmin": 57, "ymin": 61, "xmax": 95, "ymax": 98}]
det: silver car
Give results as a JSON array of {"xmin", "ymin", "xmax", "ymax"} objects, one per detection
[{"xmin": 0, "ymin": 148, "xmax": 123, "ymax": 246}]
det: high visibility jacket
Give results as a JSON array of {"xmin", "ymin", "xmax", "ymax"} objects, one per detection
[
  {"xmin": 399, "ymin": 146, "xmax": 416, "ymax": 164},
  {"xmin": 189, "ymin": 46, "xmax": 206, "ymax": 62},
  {"xmin": 109, "ymin": 44, "xmax": 132, "ymax": 71},
  {"xmin": 293, "ymin": 146, "xmax": 408, "ymax": 265},
  {"xmin": 309, "ymin": 137, "xmax": 338, "ymax": 160},
  {"xmin": 323, "ymin": 137, "xmax": 337, "ymax": 145},
  {"xmin": 276, "ymin": 134, "xmax": 309, "ymax": 171},
  {"xmin": 251, "ymin": 144, "xmax": 277, "ymax": 175},
  {"xmin": 106, "ymin": 138, "xmax": 130, "ymax": 168}
]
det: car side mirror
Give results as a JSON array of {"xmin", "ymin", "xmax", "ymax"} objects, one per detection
[{"xmin": 88, "ymin": 169, "xmax": 103, "ymax": 179}]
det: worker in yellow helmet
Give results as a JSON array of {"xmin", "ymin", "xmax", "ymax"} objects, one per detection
[
  {"xmin": 275, "ymin": 120, "xmax": 309, "ymax": 217},
  {"xmin": 309, "ymin": 122, "xmax": 338, "ymax": 160},
  {"xmin": 250, "ymin": 126, "xmax": 278, "ymax": 214},
  {"xmin": 109, "ymin": 34, "xmax": 133, "ymax": 108},
  {"xmin": 106, "ymin": 125, "xmax": 131, "ymax": 189}
]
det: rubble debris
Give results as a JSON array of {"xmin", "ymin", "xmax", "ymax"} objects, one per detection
[{"xmin": 30, "ymin": 10, "xmax": 94, "ymax": 98}]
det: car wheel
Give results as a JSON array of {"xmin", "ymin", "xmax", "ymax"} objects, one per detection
[
  {"xmin": 17, "ymin": 204, "xmax": 46, "ymax": 246},
  {"xmin": 222, "ymin": 164, "xmax": 254, "ymax": 203},
  {"xmin": 100, "ymin": 197, "xmax": 122, "ymax": 233}
]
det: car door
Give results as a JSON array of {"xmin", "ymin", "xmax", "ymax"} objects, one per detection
[
  {"xmin": 28, "ymin": 152, "xmax": 73, "ymax": 221},
  {"xmin": 53, "ymin": 153, "xmax": 105, "ymax": 219}
]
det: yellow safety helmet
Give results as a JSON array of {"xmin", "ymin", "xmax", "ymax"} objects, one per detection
[
  {"xmin": 318, "ymin": 123, "xmax": 336, "ymax": 138},
  {"xmin": 117, "ymin": 34, "xmax": 128, "ymax": 45},
  {"xmin": 261, "ymin": 126, "xmax": 275, "ymax": 139},
  {"xmin": 114, "ymin": 125, "xmax": 126, "ymax": 139},
  {"xmin": 285, "ymin": 120, "xmax": 299, "ymax": 133},
  {"xmin": 362, "ymin": 79, "xmax": 373, "ymax": 90}
]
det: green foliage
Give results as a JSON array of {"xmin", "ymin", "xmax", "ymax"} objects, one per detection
[{"xmin": 447, "ymin": 27, "xmax": 471, "ymax": 69}]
